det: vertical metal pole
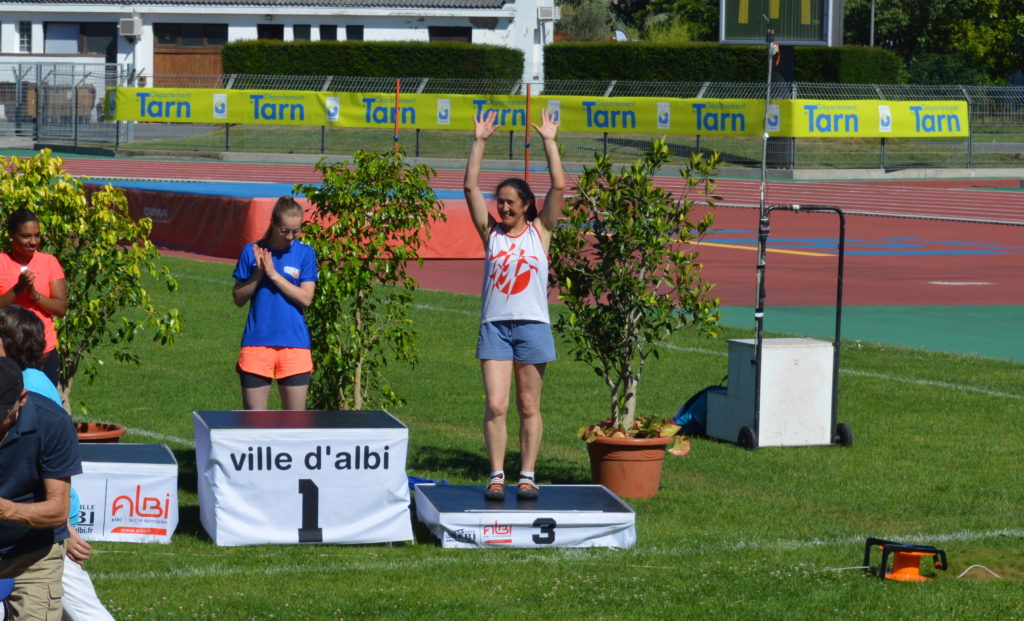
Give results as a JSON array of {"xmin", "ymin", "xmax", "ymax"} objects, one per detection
[
  {"xmin": 602, "ymin": 132, "xmax": 608, "ymax": 156},
  {"xmin": 831, "ymin": 209, "xmax": 846, "ymax": 435},
  {"xmin": 225, "ymin": 124, "xmax": 230, "ymax": 152},
  {"xmin": 524, "ymin": 83, "xmax": 531, "ymax": 184},
  {"xmin": 415, "ymin": 128, "xmax": 421, "ymax": 158},
  {"xmin": 880, "ymin": 137, "xmax": 886, "ymax": 170},
  {"xmin": 320, "ymin": 125, "xmax": 325, "ymax": 154},
  {"xmin": 393, "ymin": 78, "xmax": 401, "ymax": 153},
  {"xmin": 73, "ymin": 86, "xmax": 79, "ymax": 148},
  {"xmin": 753, "ymin": 207, "xmax": 770, "ymax": 447},
  {"xmin": 35, "ymin": 65, "xmax": 41, "ymax": 142},
  {"xmin": 753, "ymin": 20, "xmax": 778, "ymax": 447},
  {"xmin": 869, "ymin": 0, "xmax": 876, "ymax": 47}
]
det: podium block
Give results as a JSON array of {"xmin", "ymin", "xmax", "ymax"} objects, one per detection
[
  {"xmin": 415, "ymin": 484, "xmax": 635, "ymax": 549},
  {"xmin": 72, "ymin": 443, "xmax": 179, "ymax": 543},
  {"xmin": 194, "ymin": 410, "xmax": 413, "ymax": 546}
]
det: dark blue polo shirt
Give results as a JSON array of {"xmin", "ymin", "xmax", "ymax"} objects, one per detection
[{"xmin": 0, "ymin": 393, "xmax": 82, "ymax": 558}]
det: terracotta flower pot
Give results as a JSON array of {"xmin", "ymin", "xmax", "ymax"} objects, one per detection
[
  {"xmin": 586, "ymin": 434, "xmax": 673, "ymax": 499},
  {"xmin": 75, "ymin": 422, "xmax": 127, "ymax": 443}
]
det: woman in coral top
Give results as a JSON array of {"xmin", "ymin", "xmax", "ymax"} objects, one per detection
[{"xmin": 0, "ymin": 208, "xmax": 67, "ymax": 387}]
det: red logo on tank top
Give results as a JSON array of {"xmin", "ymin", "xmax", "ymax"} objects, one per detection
[{"xmin": 489, "ymin": 243, "xmax": 539, "ymax": 297}]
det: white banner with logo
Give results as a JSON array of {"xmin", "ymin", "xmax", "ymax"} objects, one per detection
[
  {"xmin": 72, "ymin": 446, "xmax": 179, "ymax": 544},
  {"xmin": 414, "ymin": 486, "xmax": 636, "ymax": 549},
  {"xmin": 195, "ymin": 412, "xmax": 412, "ymax": 546}
]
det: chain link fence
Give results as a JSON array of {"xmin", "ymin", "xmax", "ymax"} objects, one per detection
[
  {"xmin": 0, "ymin": 62, "xmax": 127, "ymax": 146},
  {"xmin": 7, "ymin": 66, "xmax": 1023, "ymax": 171}
]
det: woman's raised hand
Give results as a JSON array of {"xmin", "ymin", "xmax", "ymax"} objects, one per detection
[
  {"xmin": 474, "ymin": 110, "xmax": 500, "ymax": 142},
  {"xmin": 531, "ymin": 108, "xmax": 560, "ymax": 141}
]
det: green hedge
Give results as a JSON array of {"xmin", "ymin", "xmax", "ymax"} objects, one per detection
[
  {"xmin": 221, "ymin": 40, "xmax": 524, "ymax": 80},
  {"xmin": 545, "ymin": 42, "xmax": 902, "ymax": 83}
]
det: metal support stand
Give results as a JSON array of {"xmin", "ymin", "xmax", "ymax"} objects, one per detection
[
  {"xmin": 741, "ymin": 19, "xmax": 850, "ymax": 449},
  {"xmin": 753, "ymin": 20, "xmax": 779, "ymax": 444},
  {"xmin": 752, "ymin": 204, "xmax": 851, "ymax": 449}
]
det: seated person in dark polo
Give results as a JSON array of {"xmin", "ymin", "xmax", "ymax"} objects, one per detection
[{"xmin": 0, "ymin": 357, "xmax": 81, "ymax": 620}]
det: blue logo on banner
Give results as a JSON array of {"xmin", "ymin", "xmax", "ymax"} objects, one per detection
[
  {"xmin": 692, "ymin": 103, "xmax": 746, "ymax": 132},
  {"xmin": 803, "ymin": 104, "xmax": 859, "ymax": 133},
  {"xmin": 910, "ymin": 106, "xmax": 961, "ymax": 133},
  {"xmin": 136, "ymin": 92, "xmax": 191, "ymax": 119}
]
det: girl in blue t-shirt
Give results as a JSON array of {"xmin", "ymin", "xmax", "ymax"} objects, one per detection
[{"xmin": 232, "ymin": 196, "xmax": 318, "ymax": 410}]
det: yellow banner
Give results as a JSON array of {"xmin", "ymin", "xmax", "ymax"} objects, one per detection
[
  {"xmin": 786, "ymin": 100, "xmax": 969, "ymax": 138},
  {"xmin": 105, "ymin": 88, "xmax": 969, "ymax": 139}
]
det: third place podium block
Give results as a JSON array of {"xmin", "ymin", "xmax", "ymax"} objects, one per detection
[
  {"xmin": 194, "ymin": 410, "xmax": 413, "ymax": 546},
  {"xmin": 415, "ymin": 484, "xmax": 636, "ymax": 549}
]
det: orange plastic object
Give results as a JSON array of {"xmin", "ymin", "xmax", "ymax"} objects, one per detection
[{"xmin": 885, "ymin": 550, "xmax": 935, "ymax": 582}]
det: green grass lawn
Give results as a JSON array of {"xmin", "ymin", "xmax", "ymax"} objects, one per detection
[{"xmin": 71, "ymin": 255, "xmax": 1024, "ymax": 619}]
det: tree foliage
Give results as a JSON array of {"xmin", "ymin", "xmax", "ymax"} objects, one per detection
[
  {"xmin": 844, "ymin": 0, "xmax": 1024, "ymax": 83},
  {"xmin": 558, "ymin": 0, "xmax": 614, "ymax": 42},
  {"xmin": 296, "ymin": 150, "xmax": 445, "ymax": 411},
  {"xmin": 0, "ymin": 150, "xmax": 181, "ymax": 408},
  {"xmin": 603, "ymin": 0, "xmax": 717, "ymax": 41},
  {"xmin": 549, "ymin": 140, "xmax": 721, "ymax": 430}
]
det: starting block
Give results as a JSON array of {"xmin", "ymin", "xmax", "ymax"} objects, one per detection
[{"xmin": 414, "ymin": 484, "xmax": 635, "ymax": 549}]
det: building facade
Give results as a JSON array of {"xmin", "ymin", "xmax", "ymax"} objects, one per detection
[{"xmin": 0, "ymin": 0, "xmax": 558, "ymax": 84}]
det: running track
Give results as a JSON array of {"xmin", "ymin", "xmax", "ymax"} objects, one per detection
[
  {"xmin": 57, "ymin": 155, "xmax": 1024, "ymax": 311},
  {"xmin": 59, "ymin": 158, "xmax": 1024, "ymax": 226}
]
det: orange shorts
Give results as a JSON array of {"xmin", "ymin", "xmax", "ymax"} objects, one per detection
[{"xmin": 237, "ymin": 346, "xmax": 313, "ymax": 379}]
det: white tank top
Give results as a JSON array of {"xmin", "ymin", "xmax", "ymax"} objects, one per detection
[{"xmin": 480, "ymin": 223, "xmax": 550, "ymax": 324}]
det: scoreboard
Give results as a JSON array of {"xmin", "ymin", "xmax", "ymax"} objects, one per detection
[{"xmin": 720, "ymin": 0, "xmax": 844, "ymax": 46}]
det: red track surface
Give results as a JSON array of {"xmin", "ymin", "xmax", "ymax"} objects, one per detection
[
  {"xmin": 59, "ymin": 156, "xmax": 1024, "ymax": 307},
  {"xmin": 60, "ymin": 157, "xmax": 1024, "ymax": 225},
  {"xmin": 408, "ymin": 207, "xmax": 1024, "ymax": 307}
]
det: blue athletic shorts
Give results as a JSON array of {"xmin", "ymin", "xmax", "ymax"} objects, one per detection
[{"xmin": 476, "ymin": 320, "xmax": 556, "ymax": 364}]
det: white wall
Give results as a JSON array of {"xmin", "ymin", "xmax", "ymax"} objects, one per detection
[{"xmin": 0, "ymin": 1, "xmax": 557, "ymax": 84}]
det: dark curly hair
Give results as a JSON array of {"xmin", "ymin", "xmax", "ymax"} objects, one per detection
[{"xmin": 0, "ymin": 305, "xmax": 46, "ymax": 370}]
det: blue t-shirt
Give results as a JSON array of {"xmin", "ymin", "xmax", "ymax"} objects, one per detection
[
  {"xmin": 23, "ymin": 368, "xmax": 61, "ymax": 406},
  {"xmin": 233, "ymin": 240, "xmax": 318, "ymax": 349},
  {"xmin": 0, "ymin": 393, "xmax": 82, "ymax": 558}
]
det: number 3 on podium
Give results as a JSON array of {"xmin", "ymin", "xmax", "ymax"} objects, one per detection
[
  {"xmin": 532, "ymin": 518, "xmax": 556, "ymax": 544},
  {"xmin": 298, "ymin": 479, "xmax": 323, "ymax": 543}
]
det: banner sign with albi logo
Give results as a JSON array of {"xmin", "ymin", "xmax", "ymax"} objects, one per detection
[
  {"xmin": 106, "ymin": 87, "xmax": 969, "ymax": 139},
  {"xmin": 72, "ymin": 443, "xmax": 179, "ymax": 544}
]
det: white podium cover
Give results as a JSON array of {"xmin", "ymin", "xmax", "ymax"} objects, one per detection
[
  {"xmin": 72, "ymin": 443, "xmax": 179, "ymax": 544},
  {"xmin": 194, "ymin": 410, "xmax": 413, "ymax": 547},
  {"xmin": 415, "ymin": 484, "xmax": 636, "ymax": 549}
]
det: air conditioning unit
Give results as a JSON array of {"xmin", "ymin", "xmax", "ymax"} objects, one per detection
[
  {"xmin": 537, "ymin": 6, "xmax": 561, "ymax": 21},
  {"xmin": 119, "ymin": 18, "xmax": 142, "ymax": 38}
]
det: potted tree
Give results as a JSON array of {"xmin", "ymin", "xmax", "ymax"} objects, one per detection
[{"xmin": 549, "ymin": 139, "xmax": 721, "ymax": 499}]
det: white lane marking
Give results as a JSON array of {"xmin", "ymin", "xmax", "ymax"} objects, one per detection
[
  {"xmin": 93, "ymin": 527, "xmax": 1023, "ymax": 580},
  {"xmin": 413, "ymin": 303, "xmax": 477, "ymax": 316},
  {"xmin": 929, "ymin": 281, "xmax": 993, "ymax": 286},
  {"xmin": 74, "ymin": 419, "xmax": 195, "ymax": 448},
  {"xmin": 659, "ymin": 344, "xmax": 1023, "ymax": 400},
  {"xmin": 726, "ymin": 527, "xmax": 1024, "ymax": 552}
]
